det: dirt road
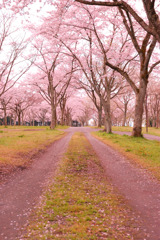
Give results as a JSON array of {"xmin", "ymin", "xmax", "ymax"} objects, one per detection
[
  {"xmin": 0, "ymin": 132, "xmax": 73, "ymax": 240},
  {"xmin": 1, "ymin": 127, "xmax": 160, "ymax": 239}
]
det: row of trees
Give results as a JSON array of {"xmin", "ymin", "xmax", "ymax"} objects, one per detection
[
  {"xmin": 0, "ymin": 88, "xmax": 73, "ymax": 127},
  {"xmin": 0, "ymin": 1, "xmax": 159, "ymax": 136},
  {"xmin": 1, "ymin": 79, "xmax": 159, "ymax": 131},
  {"xmin": 72, "ymin": 0, "xmax": 160, "ymax": 136}
]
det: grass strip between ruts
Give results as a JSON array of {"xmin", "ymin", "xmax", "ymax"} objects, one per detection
[{"xmin": 24, "ymin": 132, "xmax": 147, "ymax": 240}]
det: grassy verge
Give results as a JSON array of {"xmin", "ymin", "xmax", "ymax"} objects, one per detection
[
  {"xmin": 0, "ymin": 127, "xmax": 65, "ymax": 171},
  {"xmin": 93, "ymin": 131, "xmax": 160, "ymax": 180},
  {"xmin": 24, "ymin": 132, "xmax": 147, "ymax": 239},
  {"xmin": 142, "ymin": 127, "xmax": 160, "ymax": 136},
  {"xmin": 0, "ymin": 125, "xmax": 69, "ymax": 131},
  {"xmin": 112, "ymin": 126, "xmax": 132, "ymax": 132},
  {"xmin": 112, "ymin": 126, "xmax": 160, "ymax": 137}
]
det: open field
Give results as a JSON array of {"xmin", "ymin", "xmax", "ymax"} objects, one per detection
[
  {"xmin": 23, "ymin": 132, "xmax": 147, "ymax": 239},
  {"xmin": 0, "ymin": 126, "xmax": 66, "ymax": 174},
  {"xmin": 93, "ymin": 131, "xmax": 160, "ymax": 180}
]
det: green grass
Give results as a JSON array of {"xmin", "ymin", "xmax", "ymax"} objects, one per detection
[
  {"xmin": 93, "ymin": 131, "xmax": 160, "ymax": 180},
  {"xmin": 0, "ymin": 126, "xmax": 65, "ymax": 168},
  {"xmin": 0, "ymin": 124, "xmax": 69, "ymax": 131},
  {"xmin": 112, "ymin": 126, "xmax": 132, "ymax": 132},
  {"xmin": 0, "ymin": 125, "xmax": 48, "ymax": 130},
  {"xmin": 142, "ymin": 127, "xmax": 160, "ymax": 136},
  {"xmin": 112, "ymin": 126, "xmax": 160, "ymax": 137},
  {"xmin": 24, "ymin": 132, "xmax": 147, "ymax": 239}
]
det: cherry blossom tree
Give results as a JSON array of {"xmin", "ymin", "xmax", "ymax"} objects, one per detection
[
  {"xmin": 30, "ymin": 38, "xmax": 75, "ymax": 129},
  {"xmin": 37, "ymin": 108, "xmax": 48, "ymax": 126},
  {"xmin": 3, "ymin": 0, "xmax": 160, "ymax": 44},
  {"xmin": 114, "ymin": 86, "xmax": 134, "ymax": 126},
  {"xmin": 84, "ymin": 86, "xmax": 103, "ymax": 127},
  {"xmin": 57, "ymin": 6, "xmax": 128, "ymax": 133},
  {"xmin": 10, "ymin": 87, "xmax": 38, "ymax": 125},
  {"xmin": 72, "ymin": 1, "xmax": 160, "ymax": 136},
  {"xmin": 75, "ymin": 0, "xmax": 160, "ymax": 43},
  {"xmin": 24, "ymin": 100, "xmax": 50, "ymax": 126},
  {"xmin": 0, "ymin": 11, "xmax": 34, "ymax": 98},
  {"xmin": 64, "ymin": 106, "xmax": 72, "ymax": 126},
  {"xmin": 59, "ymin": 94, "xmax": 72, "ymax": 126},
  {"xmin": 1, "ymin": 0, "xmax": 160, "ymax": 134}
]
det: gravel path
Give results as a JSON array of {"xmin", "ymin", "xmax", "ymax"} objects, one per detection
[
  {"xmin": 113, "ymin": 130, "xmax": 160, "ymax": 141},
  {"xmin": 1, "ymin": 127, "xmax": 160, "ymax": 240},
  {"xmin": 0, "ymin": 132, "xmax": 73, "ymax": 240}
]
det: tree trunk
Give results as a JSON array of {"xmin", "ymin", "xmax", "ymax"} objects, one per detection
[
  {"xmin": 122, "ymin": 103, "xmax": 127, "ymax": 127},
  {"xmin": 4, "ymin": 108, "xmax": 7, "ymax": 127},
  {"xmin": 65, "ymin": 109, "xmax": 71, "ymax": 126},
  {"xmin": 21, "ymin": 112, "xmax": 24, "ymax": 126},
  {"xmin": 61, "ymin": 109, "xmax": 65, "ymax": 126},
  {"xmin": 132, "ymin": 80, "xmax": 147, "ymax": 137},
  {"xmin": 50, "ymin": 105, "xmax": 56, "ymax": 129},
  {"xmin": 97, "ymin": 104, "xmax": 102, "ymax": 128},
  {"xmin": 104, "ymin": 113, "xmax": 112, "ymax": 133},
  {"xmin": 9, "ymin": 115, "xmax": 12, "ymax": 126},
  {"xmin": 102, "ymin": 98, "xmax": 112, "ymax": 133},
  {"xmin": 145, "ymin": 94, "xmax": 149, "ymax": 132},
  {"xmin": 60, "ymin": 97, "xmax": 67, "ymax": 126},
  {"xmin": 18, "ymin": 114, "xmax": 21, "ymax": 126},
  {"xmin": 152, "ymin": 118, "xmax": 156, "ymax": 127},
  {"xmin": 14, "ymin": 116, "xmax": 16, "ymax": 126}
]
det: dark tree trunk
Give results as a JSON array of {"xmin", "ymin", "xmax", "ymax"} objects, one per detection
[
  {"xmin": 97, "ymin": 104, "xmax": 102, "ymax": 128},
  {"xmin": 132, "ymin": 80, "xmax": 147, "ymax": 137},
  {"xmin": 102, "ymin": 97, "xmax": 112, "ymax": 133},
  {"xmin": 61, "ymin": 110, "xmax": 65, "ymax": 126},
  {"xmin": 4, "ymin": 109, "xmax": 7, "ymax": 127},
  {"xmin": 50, "ymin": 105, "xmax": 57, "ymax": 129},
  {"xmin": 60, "ymin": 97, "xmax": 67, "ymax": 126},
  {"xmin": 18, "ymin": 114, "xmax": 21, "ymax": 126}
]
